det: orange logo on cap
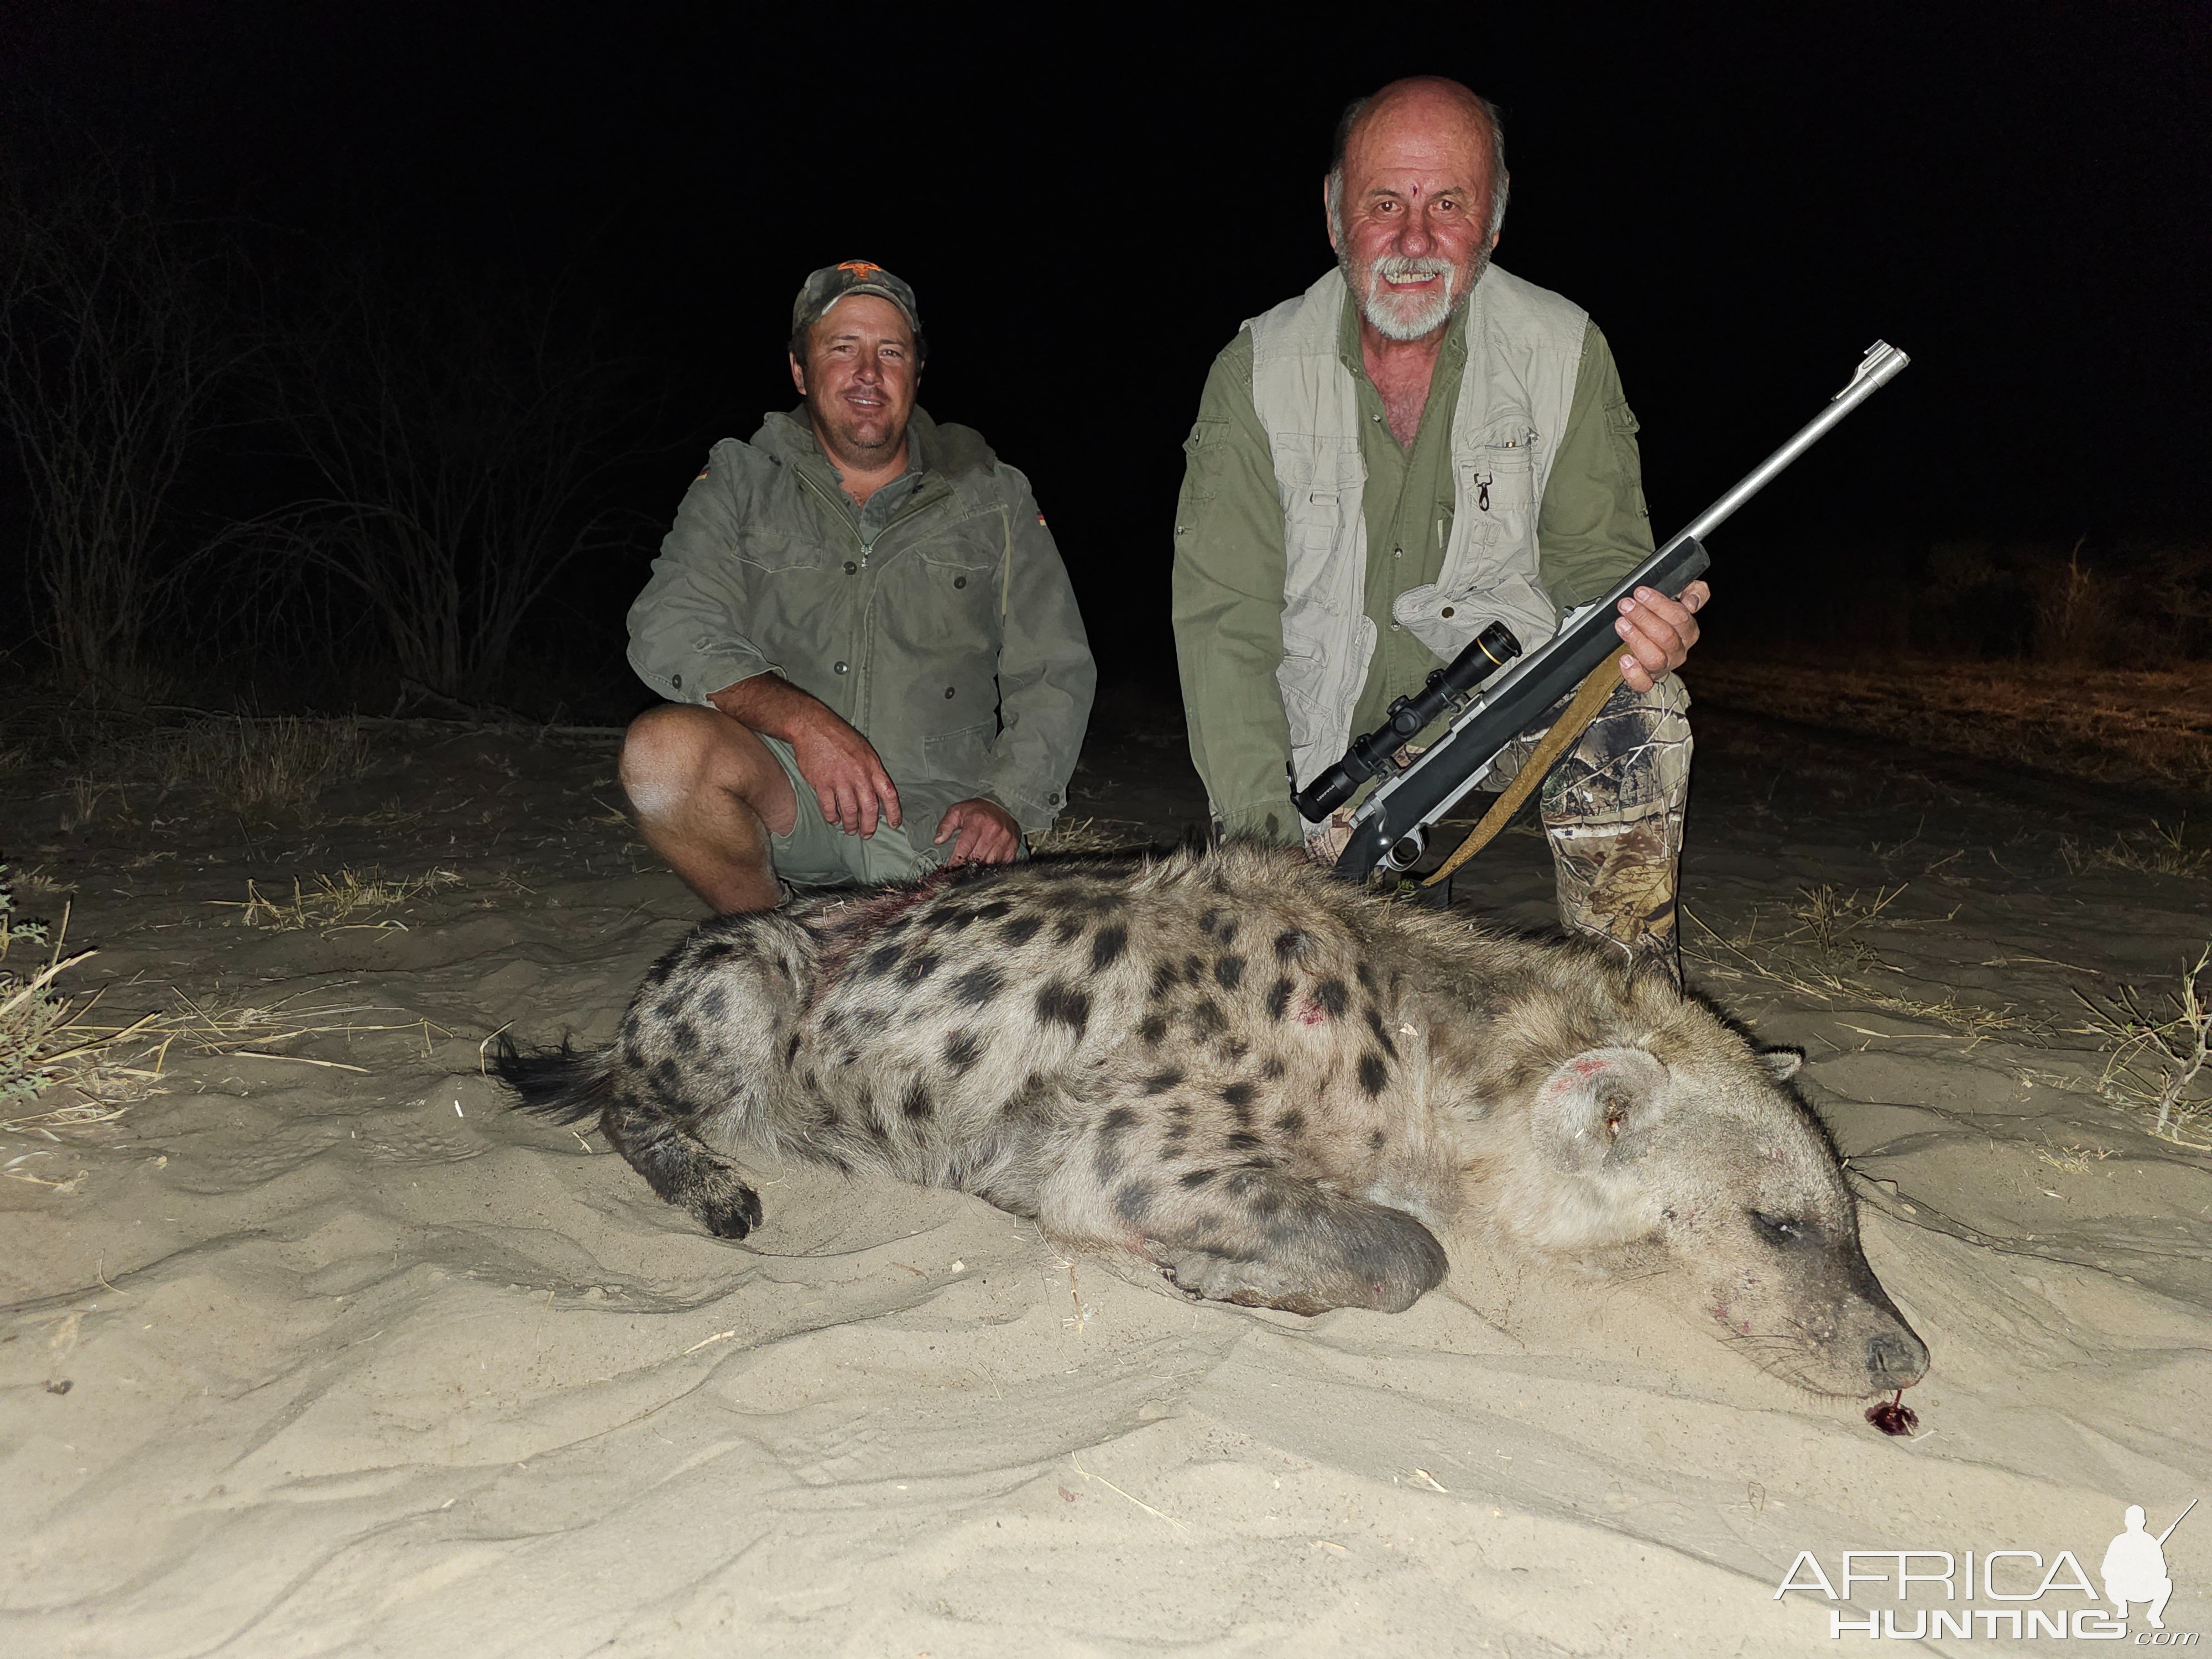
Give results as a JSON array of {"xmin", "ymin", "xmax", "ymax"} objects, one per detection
[{"xmin": 837, "ymin": 260, "xmax": 883, "ymax": 279}]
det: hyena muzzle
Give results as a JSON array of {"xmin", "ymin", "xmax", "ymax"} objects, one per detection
[{"xmin": 495, "ymin": 843, "xmax": 1928, "ymax": 1397}]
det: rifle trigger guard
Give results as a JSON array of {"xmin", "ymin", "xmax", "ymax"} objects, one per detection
[{"xmin": 1383, "ymin": 826, "xmax": 1426, "ymax": 873}]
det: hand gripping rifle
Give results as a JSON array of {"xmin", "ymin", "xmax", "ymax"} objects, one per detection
[{"xmin": 1295, "ymin": 341, "xmax": 1912, "ymax": 884}]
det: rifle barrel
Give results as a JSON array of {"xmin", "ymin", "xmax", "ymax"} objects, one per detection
[
  {"xmin": 2157, "ymin": 1496, "xmax": 2197, "ymax": 1545},
  {"xmin": 1681, "ymin": 340, "xmax": 1911, "ymax": 549}
]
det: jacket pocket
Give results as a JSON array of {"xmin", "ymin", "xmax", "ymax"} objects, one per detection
[
  {"xmin": 922, "ymin": 719, "xmax": 996, "ymax": 786},
  {"xmin": 733, "ymin": 523, "xmax": 835, "ymax": 573}
]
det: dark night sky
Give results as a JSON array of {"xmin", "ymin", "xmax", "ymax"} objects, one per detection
[{"xmin": 4, "ymin": 1, "xmax": 2206, "ymax": 684}]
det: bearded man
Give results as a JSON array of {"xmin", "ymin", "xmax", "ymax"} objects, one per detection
[
  {"xmin": 1171, "ymin": 77, "xmax": 1710, "ymax": 975},
  {"xmin": 623, "ymin": 262, "xmax": 1094, "ymax": 912}
]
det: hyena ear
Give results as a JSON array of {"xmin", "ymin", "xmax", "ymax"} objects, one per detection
[
  {"xmin": 1757, "ymin": 1048, "xmax": 1804, "ymax": 1082},
  {"xmin": 1530, "ymin": 1047, "xmax": 1670, "ymax": 1172}
]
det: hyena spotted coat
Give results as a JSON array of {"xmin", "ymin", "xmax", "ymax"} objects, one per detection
[{"xmin": 497, "ymin": 843, "xmax": 1928, "ymax": 1398}]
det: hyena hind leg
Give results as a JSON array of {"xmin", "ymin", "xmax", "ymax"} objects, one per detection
[
  {"xmin": 1145, "ymin": 1170, "xmax": 1447, "ymax": 1316},
  {"xmin": 600, "ymin": 1087, "xmax": 763, "ymax": 1240}
]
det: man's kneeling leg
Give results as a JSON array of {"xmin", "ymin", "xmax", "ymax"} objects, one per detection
[
  {"xmin": 1543, "ymin": 675, "xmax": 1692, "ymax": 975},
  {"xmin": 1489, "ymin": 676, "xmax": 1692, "ymax": 978},
  {"xmin": 619, "ymin": 704, "xmax": 798, "ymax": 914}
]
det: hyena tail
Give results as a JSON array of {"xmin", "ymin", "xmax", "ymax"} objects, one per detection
[{"xmin": 489, "ymin": 1035, "xmax": 616, "ymax": 1124}]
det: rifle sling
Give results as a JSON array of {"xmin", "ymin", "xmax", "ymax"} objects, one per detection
[{"xmin": 1420, "ymin": 655, "xmax": 1624, "ymax": 888}]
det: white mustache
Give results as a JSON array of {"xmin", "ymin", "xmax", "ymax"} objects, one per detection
[{"xmin": 1370, "ymin": 257, "xmax": 1452, "ymax": 286}]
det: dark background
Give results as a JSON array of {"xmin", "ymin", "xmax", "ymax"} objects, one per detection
[{"xmin": 3, "ymin": 1, "xmax": 2206, "ymax": 706}]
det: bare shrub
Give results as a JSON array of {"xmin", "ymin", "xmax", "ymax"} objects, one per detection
[
  {"xmin": 2033, "ymin": 539, "xmax": 2116, "ymax": 665},
  {"xmin": 0, "ymin": 163, "xmax": 244, "ymax": 692},
  {"xmin": 228, "ymin": 267, "xmax": 644, "ymax": 704}
]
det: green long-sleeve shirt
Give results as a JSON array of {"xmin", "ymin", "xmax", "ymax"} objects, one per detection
[{"xmin": 1171, "ymin": 291, "xmax": 1654, "ymax": 842}]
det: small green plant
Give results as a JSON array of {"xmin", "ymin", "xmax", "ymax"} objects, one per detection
[{"xmin": 1, "ymin": 863, "xmax": 49, "ymax": 953}]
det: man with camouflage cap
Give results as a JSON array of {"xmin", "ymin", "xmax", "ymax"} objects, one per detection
[
  {"xmin": 623, "ymin": 261, "xmax": 1095, "ymax": 911},
  {"xmin": 1172, "ymin": 78, "xmax": 1708, "ymax": 977}
]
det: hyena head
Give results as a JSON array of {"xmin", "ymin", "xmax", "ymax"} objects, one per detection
[{"xmin": 1485, "ymin": 1007, "xmax": 1928, "ymax": 1400}]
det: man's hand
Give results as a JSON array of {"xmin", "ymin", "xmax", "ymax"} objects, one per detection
[
  {"xmin": 786, "ymin": 705, "xmax": 901, "ymax": 837},
  {"xmin": 1614, "ymin": 579, "xmax": 1709, "ymax": 693},
  {"xmin": 933, "ymin": 798, "xmax": 1021, "ymax": 865},
  {"xmin": 705, "ymin": 673, "xmax": 900, "ymax": 837}
]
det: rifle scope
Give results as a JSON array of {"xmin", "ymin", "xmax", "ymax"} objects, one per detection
[{"xmin": 1291, "ymin": 620, "xmax": 1521, "ymax": 821}]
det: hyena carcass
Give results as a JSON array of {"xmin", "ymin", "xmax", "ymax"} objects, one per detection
[{"xmin": 494, "ymin": 843, "xmax": 1927, "ymax": 1399}]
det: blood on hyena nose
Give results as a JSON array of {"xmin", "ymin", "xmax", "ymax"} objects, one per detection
[{"xmin": 1866, "ymin": 1329, "xmax": 1928, "ymax": 1387}]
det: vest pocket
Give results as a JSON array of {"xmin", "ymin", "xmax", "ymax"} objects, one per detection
[{"xmin": 1472, "ymin": 428, "xmax": 1538, "ymax": 503}]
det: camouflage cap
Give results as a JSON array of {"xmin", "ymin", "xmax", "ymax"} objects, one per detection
[{"xmin": 790, "ymin": 260, "xmax": 923, "ymax": 347}]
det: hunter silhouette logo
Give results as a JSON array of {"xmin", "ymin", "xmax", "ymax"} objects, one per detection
[
  {"xmin": 2105, "ymin": 1501, "xmax": 2192, "ymax": 1631},
  {"xmin": 1773, "ymin": 1496, "xmax": 2199, "ymax": 1641}
]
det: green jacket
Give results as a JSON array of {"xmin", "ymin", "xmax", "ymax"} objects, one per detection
[
  {"xmin": 1171, "ymin": 290, "xmax": 1655, "ymax": 842},
  {"xmin": 628, "ymin": 408, "xmax": 1095, "ymax": 837}
]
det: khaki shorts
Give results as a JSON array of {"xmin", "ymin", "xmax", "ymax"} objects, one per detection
[{"xmin": 759, "ymin": 735, "xmax": 950, "ymax": 889}]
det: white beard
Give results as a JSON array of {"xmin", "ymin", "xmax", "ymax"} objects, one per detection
[{"xmin": 1347, "ymin": 248, "xmax": 1491, "ymax": 342}]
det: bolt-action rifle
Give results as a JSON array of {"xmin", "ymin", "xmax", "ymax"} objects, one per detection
[{"xmin": 1296, "ymin": 341, "xmax": 1912, "ymax": 885}]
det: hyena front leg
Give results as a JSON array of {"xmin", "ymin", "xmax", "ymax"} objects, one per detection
[
  {"xmin": 1051, "ymin": 1108, "xmax": 1447, "ymax": 1315},
  {"xmin": 1143, "ymin": 1167, "xmax": 1448, "ymax": 1315},
  {"xmin": 599, "ymin": 1083, "xmax": 764, "ymax": 1239}
]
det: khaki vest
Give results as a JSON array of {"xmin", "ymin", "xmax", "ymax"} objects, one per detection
[{"xmin": 1246, "ymin": 265, "xmax": 1587, "ymax": 823}]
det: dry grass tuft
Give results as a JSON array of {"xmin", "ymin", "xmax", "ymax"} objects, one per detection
[
  {"xmin": 1029, "ymin": 816, "xmax": 1156, "ymax": 855},
  {"xmin": 212, "ymin": 867, "xmax": 461, "ymax": 932},
  {"xmin": 1686, "ymin": 883, "xmax": 2038, "ymax": 1044},
  {"xmin": 2036, "ymin": 1145, "xmax": 2114, "ymax": 1175},
  {"xmin": 156, "ymin": 987, "xmax": 443, "ymax": 1067},
  {"xmin": 2060, "ymin": 820, "xmax": 2209, "ymax": 881},
  {"xmin": 155, "ymin": 716, "xmax": 369, "ymax": 818},
  {"xmin": 1688, "ymin": 658, "xmax": 2212, "ymax": 793},
  {"xmin": 1, "ymin": 912, "xmax": 161, "ymax": 1114},
  {"xmin": 2073, "ymin": 943, "xmax": 2212, "ymax": 1146},
  {"xmin": 45, "ymin": 715, "xmax": 371, "ymax": 827}
]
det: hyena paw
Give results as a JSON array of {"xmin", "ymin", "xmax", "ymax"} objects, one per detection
[
  {"xmin": 1151, "ymin": 1247, "xmax": 1333, "ymax": 1318},
  {"xmin": 696, "ymin": 1177, "xmax": 764, "ymax": 1240}
]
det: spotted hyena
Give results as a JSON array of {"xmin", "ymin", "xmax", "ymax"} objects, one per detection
[{"xmin": 494, "ymin": 842, "xmax": 1927, "ymax": 1398}]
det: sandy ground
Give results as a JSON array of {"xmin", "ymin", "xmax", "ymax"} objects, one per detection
[{"xmin": 3, "ymin": 686, "xmax": 2209, "ymax": 1656}]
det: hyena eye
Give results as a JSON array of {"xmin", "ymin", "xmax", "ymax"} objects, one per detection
[{"xmin": 1750, "ymin": 1211, "xmax": 1808, "ymax": 1245}]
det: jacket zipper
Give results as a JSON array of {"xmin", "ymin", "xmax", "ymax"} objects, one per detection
[{"xmin": 796, "ymin": 469, "xmax": 943, "ymax": 568}]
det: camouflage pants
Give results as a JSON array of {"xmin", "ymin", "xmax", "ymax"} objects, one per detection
[{"xmin": 1487, "ymin": 672, "xmax": 1693, "ymax": 978}]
